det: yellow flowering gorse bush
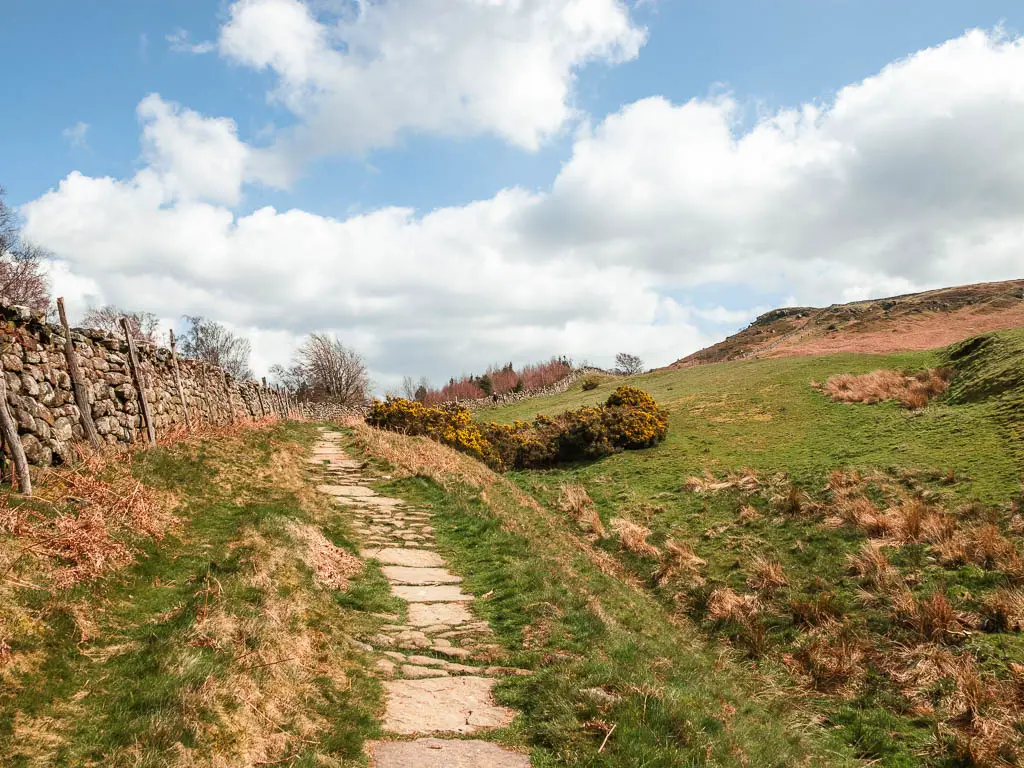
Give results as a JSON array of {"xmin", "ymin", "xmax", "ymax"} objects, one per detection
[{"xmin": 366, "ymin": 385, "xmax": 668, "ymax": 471}]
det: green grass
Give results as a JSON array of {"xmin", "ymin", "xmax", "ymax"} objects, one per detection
[
  {"xmin": 0, "ymin": 422, "xmax": 384, "ymax": 767},
  {"xmin": 480, "ymin": 345, "xmax": 1021, "ymax": 502},
  {"xmin": 344, "ymin": 426, "xmax": 862, "ymax": 767},
  {"xmin": 464, "ymin": 330, "xmax": 1024, "ymax": 766}
]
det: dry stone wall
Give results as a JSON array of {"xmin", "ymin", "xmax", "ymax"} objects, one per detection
[
  {"xmin": 299, "ymin": 401, "xmax": 368, "ymax": 422},
  {"xmin": 458, "ymin": 367, "xmax": 619, "ymax": 410},
  {"xmin": 0, "ymin": 302, "xmax": 293, "ymax": 466}
]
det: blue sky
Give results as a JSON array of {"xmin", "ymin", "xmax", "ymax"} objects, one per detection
[{"xmin": 4, "ymin": 1, "xmax": 1024, "ymax": 386}]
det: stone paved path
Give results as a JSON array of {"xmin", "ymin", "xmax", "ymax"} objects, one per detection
[{"xmin": 311, "ymin": 429, "xmax": 530, "ymax": 768}]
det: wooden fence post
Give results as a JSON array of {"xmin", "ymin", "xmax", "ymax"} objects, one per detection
[
  {"xmin": 256, "ymin": 380, "xmax": 267, "ymax": 418},
  {"xmin": 121, "ymin": 318, "xmax": 156, "ymax": 444},
  {"xmin": 56, "ymin": 297, "xmax": 101, "ymax": 449},
  {"xmin": 222, "ymin": 371, "xmax": 236, "ymax": 425},
  {"xmin": 203, "ymin": 365, "xmax": 220, "ymax": 425},
  {"xmin": 169, "ymin": 329, "xmax": 192, "ymax": 431},
  {"xmin": 0, "ymin": 374, "xmax": 31, "ymax": 495}
]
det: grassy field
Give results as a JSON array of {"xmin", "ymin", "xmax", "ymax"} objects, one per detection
[
  {"xmin": 0, "ymin": 421, "xmax": 391, "ymax": 767},
  {"xmin": 2, "ymin": 329, "xmax": 1020, "ymax": 767},
  {"xmin": 344, "ymin": 420, "xmax": 861, "ymax": 767},
  {"xmin": 462, "ymin": 329, "xmax": 1024, "ymax": 766}
]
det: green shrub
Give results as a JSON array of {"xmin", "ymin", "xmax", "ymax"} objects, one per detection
[
  {"xmin": 581, "ymin": 377, "xmax": 600, "ymax": 391},
  {"xmin": 367, "ymin": 385, "xmax": 668, "ymax": 471}
]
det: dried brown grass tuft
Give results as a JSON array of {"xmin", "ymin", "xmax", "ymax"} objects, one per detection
[
  {"xmin": 286, "ymin": 521, "xmax": 361, "ymax": 591},
  {"xmin": 737, "ymin": 504, "xmax": 761, "ymax": 524},
  {"xmin": 558, "ymin": 483, "xmax": 607, "ymax": 538},
  {"xmin": 936, "ymin": 524, "xmax": 1019, "ymax": 571},
  {"xmin": 893, "ymin": 590, "xmax": 964, "ymax": 643},
  {"xmin": 681, "ymin": 469, "xmax": 760, "ymax": 494},
  {"xmin": 978, "ymin": 589, "xmax": 1024, "ymax": 633},
  {"xmin": 746, "ymin": 556, "xmax": 788, "ymax": 594},
  {"xmin": 790, "ymin": 592, "xmax": 844, "ymax": 627},
  {"xmin": 654, "ymin": 539, "xmax": 706, "ymax": 586},
  {"xmin": 707, "ymin": 587, "xmax": 759, "ymax": 624},
  {"xmin": 610, "ymin": 517, "xmax": 660, "ymax": 559},
  {"xmin": 788, "ymin": 628, "xmax": 866, "ymax": 694},
  {"xmin": 847, "ymin": 542, "xmax": 901, "ymax": 592},
  {"xmin": 818, "ymin": 367, "xmax": 951, "ymax": 409}
]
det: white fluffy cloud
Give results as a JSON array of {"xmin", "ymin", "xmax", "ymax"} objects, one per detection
[
  {"xmin": 218, "ymin": 0, "xmax": 646, "ymax": 173},
  {"xmin": 23, "ymin": 28, "xmax": 1024, "ymax": 385}
]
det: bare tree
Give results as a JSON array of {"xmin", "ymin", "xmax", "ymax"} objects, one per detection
[
  {"xmin": 0, "ymin": 188, "xmax": 51, "ymax": 313},
  {"xmin": 614, "ymin": 352, "xmax": 644, "ymax": 376},
  {"xmin": 82, "ymin": 305, "xmax": 159, "ymax": 343},
  {"xmin": 179, "ymin": 315, "xmax": 253, "ymax": 380},
  {"xmin": 269, "ymin": 362, "xmax": 308, "ymax": 395},
  {"xmin": 278, "ymin": 333, "xmax": 368, "ymax": 404},
  {"xmin": 401, "ymin": 375, "xmax": 417, "ymax": 399}
]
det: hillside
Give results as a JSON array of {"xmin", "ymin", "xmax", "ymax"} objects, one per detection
[
  {"xmin": 468, "ymin": 328, "xmax": 1024, "ymax": 765},
  {"xmin": 667, "ymin": 279, "xmax": 1024, "ymax": 368},
  {"xmin": 4, "ymin": 331, "xmax": 1023, "ymax": 767}
]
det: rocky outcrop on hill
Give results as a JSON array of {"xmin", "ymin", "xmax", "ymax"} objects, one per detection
[{"xmin": 667, "ymin": 279, "xmax": 1024, "ymax": 369}]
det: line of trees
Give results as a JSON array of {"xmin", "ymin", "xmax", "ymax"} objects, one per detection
[{"xmin": 396, "ymin": 357, "xmax": 575, "ymax": 405}]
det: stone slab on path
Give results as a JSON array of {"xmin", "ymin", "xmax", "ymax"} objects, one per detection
[
  {"xmin": 364, "ymin": 548, "xmax": 446, "ymax": 568},
  {"xmin": 367, "ymin": 738, "xmax": 530, "ymax": 768},
  {"xmin": 407, "ymin": 602, "xmax": 476, "ymax": 627},
  {"xmin": 382, "ymin": 677, "xmax": 516, "ymax": 735},
  {"xmin": 382, "ymin": 566, "xmax": 462, "ymax": 585},
  {"xmin": 317, "ymin": 484, "xmax": 377, "ymax": 497},
  {"xmin": 392, "ymin": 585, "xmax": 473, "ymax": 603}
]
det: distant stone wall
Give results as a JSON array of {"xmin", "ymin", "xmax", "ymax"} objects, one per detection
[
  {"xmin": 299, "ymin": 401, "xmax": 368, "ymax": 422},
  {"xmin": 0, "ymin": 301, "xmax": 293, "ymax": 466},
  {"xmin": 459, "ymin": 367, "xmax": 619, "ymax": 410}
]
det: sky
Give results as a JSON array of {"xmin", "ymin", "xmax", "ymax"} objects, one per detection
[{"xmin": 3, "ymin": 0, "xmax": 1023, "ymax": 392}]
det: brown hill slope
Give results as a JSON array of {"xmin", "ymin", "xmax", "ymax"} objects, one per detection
[{"xmin": 667, "ymin": 278, "xmax": 1024, "ymax": 368}]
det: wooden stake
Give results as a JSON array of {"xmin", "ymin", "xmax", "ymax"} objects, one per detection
[
  {"xmin": 56, "ymin": 298, "xmax": 101, "ymax": 449},
  {"xmin": 203, "ymin": 365, "xmax": 220, "ymax": 424},
  {"xmin": 0, "ymin": 374, "xmax": 31, "ymax": 496},
  {"xmin": 169, "ymin": 329, "xmax": 192, "ymax": 431},
  {"xmin": 222, "ymin": 371, "xmax": 236, "ymax": 425},
  {"xmin": 121, "ymin": 318, "xmax": 156, "ymax": 444},
  {"xmin": 256, "ymin": 381, "xmax": 267, "ymax": 418}
]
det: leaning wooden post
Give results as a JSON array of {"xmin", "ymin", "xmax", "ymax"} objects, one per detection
[
  {"xmin": 222, "ymin": 371, "xmax": 236, "ymax": 425},
  {"xmin": 262, "ymin": 377, "xmax": 272, "ymax": 417},
  {"xmin": 121, "ymin": 318, "xmax": 156, "ymax": 444},
  {"xmin": 203, "ymin": 365, "xmax": 220, "ymax": 425},
  {"xmin": 56, "ymin": 297, "xmax": 101, "ymax": 449},
  {"xmin": 256, "ymin": 379, "xmax": 267, "ymax": 418},
  {"xmin": 0, "ymin": 374, "xmax": 31, "ymax": 496},
  {"xmin": 169, "ymin": 329, "xmax": 192, "ymax": 431}
]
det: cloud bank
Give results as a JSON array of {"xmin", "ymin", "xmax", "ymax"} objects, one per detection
[{"xmin": 22, "ymin": 15, "xmax": 1024, "ymax": 386}]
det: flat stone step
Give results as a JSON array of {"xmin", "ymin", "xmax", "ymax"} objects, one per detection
[
  {"xmin": 407, "ymin": 602, "xmax": 476, "ymax": 627},
  {"xmin": 382, "ymin": 566, "xmax": 462, "ymax": 585},
  {"xmin": 318, "ymin": 484, "xmax": 377, "ymax": 497},
  {"xmin": 392, "ymin": 585, "xmax": 472, "ymax": 603},
  {"xmin": 363, "ymin": 548, "xmax": 446, "ymax": 568},
  {"xmin": 367, "ymin": 738, "xmax": 530, "ymax": 767},
  {"xmin": 381, "ymin": 677, "xmax": 516, "ymax": 735}
]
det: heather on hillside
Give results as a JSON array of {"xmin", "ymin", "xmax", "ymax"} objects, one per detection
[{"xmin": 416, "ymin": 357, "xmax": 573, "ymax": 405}]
